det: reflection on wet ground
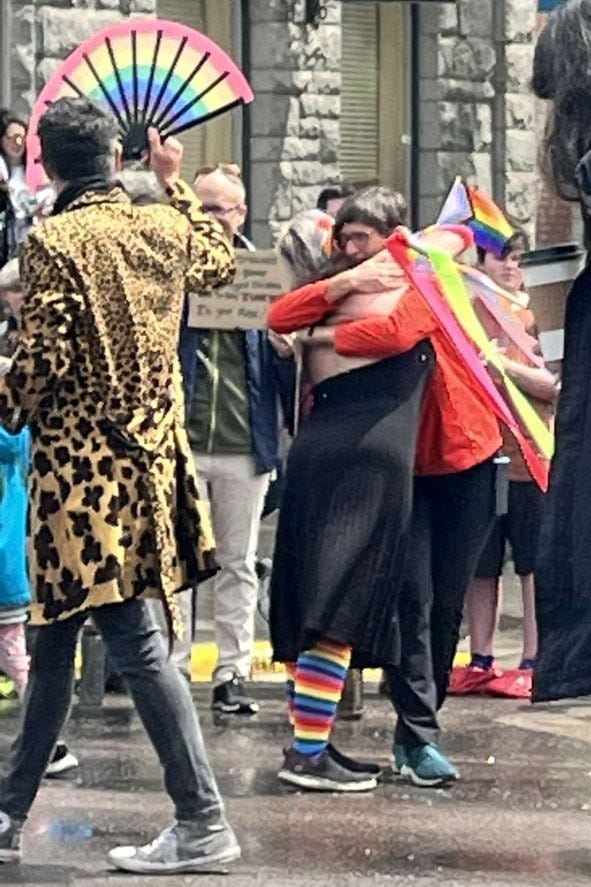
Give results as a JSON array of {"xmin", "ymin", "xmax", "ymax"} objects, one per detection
[{"xmin": 0, "ymin": 686, "xmax": 589, "ymax": 885}]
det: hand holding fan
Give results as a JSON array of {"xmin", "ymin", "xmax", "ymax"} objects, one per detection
[{"xmin": 26, "ymin": 18, "xmax": 254, "ymax": 191}]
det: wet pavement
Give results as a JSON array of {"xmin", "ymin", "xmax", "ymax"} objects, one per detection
[{"xmin": 0, "ymin": 682, "xmax": 589, "ymax": 886}]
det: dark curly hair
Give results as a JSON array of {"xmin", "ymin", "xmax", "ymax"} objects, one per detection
[
  {"xmin": 533, "ymin": 0, "xmax": 591, "ymax": 199},
  {"xmin": 316, "ymin": 183, "xmax": 356, "ymax": 212},
  {"xmin": 333, "ymin": 185, "xmax": 408, "ymax": 240},
  {"xmin": 38, "ymin": 97, "xmax": 118, "ymax": 182},
  {"xmin": 476, "ymin": 230, "xmax": 530, "ymax": 265}
]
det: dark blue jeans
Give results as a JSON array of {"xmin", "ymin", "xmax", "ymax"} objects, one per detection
[{"xmin": 0, "ymin": 599, "xmax": 224, "ymax": 823}]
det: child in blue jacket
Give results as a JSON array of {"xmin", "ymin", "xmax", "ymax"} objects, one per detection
[
  {"xmin": 0, "ymin": 425, "xmax": 30, "ymax": 698},
  {"xmin": 0, "ymin": 259, "xmax": 77, "ymax": 776}
]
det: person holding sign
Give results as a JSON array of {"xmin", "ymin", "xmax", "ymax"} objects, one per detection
[{"xmin": 178, "ymin": 164, "xmax": 292, "ymax": 715}]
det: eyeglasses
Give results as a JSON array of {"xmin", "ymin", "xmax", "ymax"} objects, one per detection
[
  {"xmin": 3, "ymin": 133, "xmax": 24, "ymax": 147},
  {"xmin": 195, "ymin": 163, "xmax": 242, "ymax": 180},
  {"xmin": 334, "ymin": 230, "xmax": 372, "ymax": 250},
  {"xmin": 201, "ymin": 203, "xmax": 242, "ymax": 216}
]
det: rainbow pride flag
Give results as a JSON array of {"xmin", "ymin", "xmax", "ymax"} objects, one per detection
[
  {"xmin": 436, "ymin": 176, "xmax": 473, "ymax": 226},
  {"xmin": 437, "ymin": 178, "xmax": 514, "ymax": 256},
  {"xmin": 468, "ymin": 186, "xmax": 515, "ymax": 256},
  {"xmin": 387, "ymin": 229, "xmax": 553, "ymax": 491}
]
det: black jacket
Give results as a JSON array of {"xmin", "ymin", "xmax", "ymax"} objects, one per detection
[{"xmin": 534, "ymin": 264, "xmax": 591, "ymax": 701}]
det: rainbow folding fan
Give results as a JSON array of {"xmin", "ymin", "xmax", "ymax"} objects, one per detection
[{"xmin": 26, "ymin": 18, "xmax": 254, "ymax": 191}]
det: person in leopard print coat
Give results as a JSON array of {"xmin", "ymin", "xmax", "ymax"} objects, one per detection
[
  {"xmin": 0, "ymin": 117, "xmax": 234, "ymax": 638},
  {"xmin": 0, "ymin": 98, "xmax": 242, "ymax": 873}
]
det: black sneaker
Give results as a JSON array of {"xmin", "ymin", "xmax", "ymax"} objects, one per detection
[
  {"xmin": 278, "ymin": 747, "xmax": 377, "ymax": 792},
  {"xmin": 326, "ymin": 743, "xmax": 382, "ymax": 778},
  {"xmin": 211, "ymin": 676, "xmax": 259, "ymax": 715}
]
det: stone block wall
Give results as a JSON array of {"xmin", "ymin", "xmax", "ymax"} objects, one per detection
[
  {"xmin": 9, "ymin": 0, "xmax": 340, "ymax": 248},
  {"xmin": 8, "ymin": 0, "xmax": 549, "ymax": 248},
  {"xmin": 494, "ymin": 0, "xmax": 538, "ymax": 240},
  {"xmin": 248, "ymin": 0, "xmax": 341, "ymax": 247},
  {"xmin": 9, "ymin": 0, "xmax": 156, "ymax": 120},
  {"xmin": 418, "ymin": 0, "xmax": 538, "ymax": 240}
]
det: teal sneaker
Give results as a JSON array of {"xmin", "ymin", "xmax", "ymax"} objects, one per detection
[
  {"xmin": 391, "ymin": 744, "xmax": 408, "ymax": 775},
  {"xmin": 401, "ymin": 744, "xmax": 459, "ymax": 787}
]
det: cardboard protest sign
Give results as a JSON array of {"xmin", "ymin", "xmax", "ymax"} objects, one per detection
[{"xmin": 187, "ymin": 249, "xmax": 284, "ymax": 330}]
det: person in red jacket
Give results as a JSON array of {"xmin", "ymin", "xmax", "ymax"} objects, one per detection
[
  {"xmin": 268, "ymin": 188, "xmax": 500, "ymax": 787},
  {"xmin": 331, "ymin": 233, "xmax": 560, "ymax": 784},
  {"xmin": 268, "ymin": 189, "xmax": 439, "ymax": 792}
]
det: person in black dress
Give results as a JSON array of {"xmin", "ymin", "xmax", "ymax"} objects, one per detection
[{"xmin": 531, "ymin": 0, "xmax": 591, "ymax": 702}]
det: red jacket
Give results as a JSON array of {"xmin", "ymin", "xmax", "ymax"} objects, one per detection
[{"xmin": 267, "ymin": 280, "xmax": 501, "ymax": 476}]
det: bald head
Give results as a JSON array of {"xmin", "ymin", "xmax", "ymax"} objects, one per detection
[{"xmin": 194, "ymin": 167, "xmax": 247, "ymax": 236}]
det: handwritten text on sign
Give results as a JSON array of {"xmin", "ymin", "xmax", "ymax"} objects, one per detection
[{"xmin": 187, "ymin": 250, "xmax": 284, "ymax": 330}]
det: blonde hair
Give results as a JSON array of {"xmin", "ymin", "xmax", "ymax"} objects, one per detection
[{"xmin": 278, "ymin": 210, "xmax": 334, "ymax": 288}]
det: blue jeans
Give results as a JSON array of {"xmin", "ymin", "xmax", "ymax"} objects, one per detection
[{"xmin": 0, "ymin": 599, "xmax": 224, "ymax": 822}]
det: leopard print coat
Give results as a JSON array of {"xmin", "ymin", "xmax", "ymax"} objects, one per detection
[{"xmin": 0, "ymin": 180, "xmax": 234, "ymax": 635}]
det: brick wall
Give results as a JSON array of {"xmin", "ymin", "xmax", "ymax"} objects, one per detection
[
  {"xmin": 496, "ymin": 0, "xmax": 538, "ymax": 238},
  {"xmin": 417, "ymin": 0, "xmax": 495, "ymax": 225}
]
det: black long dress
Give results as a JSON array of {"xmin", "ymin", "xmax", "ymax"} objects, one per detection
[
  {"xmin": 533, "ymin": 263, "xmax": 591, "ymax": 701},
  {"xmin": 270, "ymin": 342, "xmax": 434, "ymax": 670}
]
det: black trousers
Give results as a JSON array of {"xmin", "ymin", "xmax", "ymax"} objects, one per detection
[{"xmin": 387, "ymin": 460, "xmax": 496, "ymax": 747}]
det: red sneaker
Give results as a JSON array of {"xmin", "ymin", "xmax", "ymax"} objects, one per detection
[
  {"xmin": 486, "ymin": 668, "xmax": 532, "ymax": 699},
  {"xmin": 448, "ymin": 665, "xmax": 499, "ymax": 695}
]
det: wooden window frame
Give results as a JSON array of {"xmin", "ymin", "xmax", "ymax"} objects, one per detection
[
  {"xmin": 340, "ymin": 2, "xmax": 411, "ymax": 193},
  {"xmin": 378, "ymin": 3, "xmax": 411, "ymax": 196}
]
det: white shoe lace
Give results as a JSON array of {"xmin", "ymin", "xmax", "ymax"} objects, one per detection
[{"xmin": 138, "ymin": 824, "xmax": 178, "ymax": 862}]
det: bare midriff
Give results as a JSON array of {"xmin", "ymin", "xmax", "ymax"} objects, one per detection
[{"xmin": 302, "ymin": 283, "xmax": 409, "ymax": 387}]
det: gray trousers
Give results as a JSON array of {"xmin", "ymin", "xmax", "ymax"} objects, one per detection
[
  {"xmin": 146, "ymin": 589, "xmax": 194, "ymax": 679},
  {"xmin": 195, "ymin": 453, "xmax": 270, "ymax": 685},
  {"xmin": 0, "ymin": 599, "xmax": 224, "ymax": 823}
]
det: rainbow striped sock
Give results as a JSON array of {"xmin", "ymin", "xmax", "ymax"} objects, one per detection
[
  {"xmin": 285, "ymin": 662, "xmax": 297, "ymax": 726},
  {"xmin": 292, "ymin": 640, "xmax": 352, "ymax": 757}
]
